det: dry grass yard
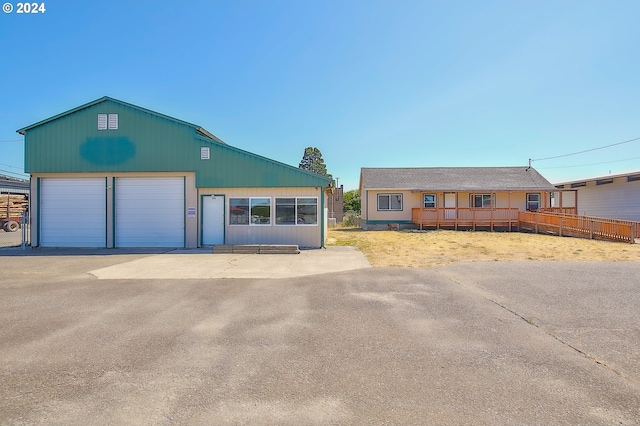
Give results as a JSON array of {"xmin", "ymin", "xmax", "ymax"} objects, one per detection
[{"xmin": 327, "ymin": 227, "xmax": 640, "ymax": 267}]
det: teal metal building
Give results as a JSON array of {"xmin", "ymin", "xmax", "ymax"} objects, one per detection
[{"xmin": 18, "ymin": 97, "xmax": 332, "ymax": 248}]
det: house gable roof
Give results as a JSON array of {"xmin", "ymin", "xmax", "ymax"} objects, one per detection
[{"xmin": 360, "ymin": 167, "xmax": 556, "ymax": 192}]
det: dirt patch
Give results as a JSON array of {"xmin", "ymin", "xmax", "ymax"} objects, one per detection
[{"xmin": 327, "ymin": 228, "xmax": 640, "ymax": 267}]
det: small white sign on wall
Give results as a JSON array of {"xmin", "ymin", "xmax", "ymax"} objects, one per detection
[{"xmin": 187, "ymin": 206, "xmax": 196, "ymax": 218}]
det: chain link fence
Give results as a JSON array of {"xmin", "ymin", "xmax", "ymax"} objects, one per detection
[{"xmin": 0, "ymin": 213, "xmax": 30, "ymax": 249}]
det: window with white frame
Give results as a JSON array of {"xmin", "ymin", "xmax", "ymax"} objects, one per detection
[
  {"xmin": 471, "ymin": 194, "xmax": 493, "ymax": 208},
  {"xmin": 526, "ymin": 193, "xmax": 541, "ymax": 211},
  {"xmin": 250, "ymin": 198, "xmax": 271, "ymax": 225},
  {"xmin": 229, "ymin": 198, "xmax": 271, "ymax": 225},
  {"xmin": 423, "ymin": 194, "xmax": 436, "ymax": 208},
  {"xmin": 275, "ymin": 197, "xmax": 318, "ymax": 225},
  {"xmin": 229, "ymin": 198, "xmax": 249, "ymax": 224},
  {"xmin": 378, "ymin": 193, "xmax": 402, "ymax": 211}
]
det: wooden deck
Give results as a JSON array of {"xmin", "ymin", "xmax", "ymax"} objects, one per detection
[{"xmin": 411, "ymin": 207, "xmax": 520, "ymax": 231}]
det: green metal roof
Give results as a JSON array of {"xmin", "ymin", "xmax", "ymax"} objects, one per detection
[
  {"xmin": 17, "ymin": 96, "xmax": 225, "ymax": 144},
  {"xmin": 19, "ymin": 97, "xmax": 331, "ymax": 188}
]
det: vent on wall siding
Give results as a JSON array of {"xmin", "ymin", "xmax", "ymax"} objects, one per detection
[
  {"xmin": 98, "ymin": 113, "xmax": 119, "ymax": 130},
  {"xmin": 108, "ymin": 114, "xmax": 118, "ymax": 129},
  {"xmin": 201, "ymin": 147, "xmax": 210, "ymax": 160},
  {"xmin": 97, "ymin": 114, "xmax": 107, "ymax": 130}
]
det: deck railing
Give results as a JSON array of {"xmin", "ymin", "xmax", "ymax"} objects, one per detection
[
  {"xmin": 411, "ymin": 208, "xmax": 520, "ymax": 230},
  {"xmin": 518, "ymin": 211, "xmax": 639, "ymax": 244},
  {"xmin": 538, "ymin": 207, "xmax": 577, "ymax": 215},
  {"xmin": 411, "ymin": 208, "xmax": 639, "ymax": 243}
]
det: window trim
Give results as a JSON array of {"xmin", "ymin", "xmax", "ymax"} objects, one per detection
[
  {"xmin": 423, "ymin": 194, "xmax": 436, "ymax": 208},
  {"xmin": 250, "ymin": 197, "xmax": 272, "ymax": 225},
  {"xmin": 526, "ymin": 193, "xmax": 541, "ymax": 211},
  {"xmin": 470, "ymin": 193, "xmax": 493, "ymax": 208},
  {"xmin": 275, "ymin": 197, "xmax": 319, "ymax": 226},
  {"xmin": 228, "ymin": 197, "xmax": 272, "ymax": 226},
  {"xmin": 377, "ymin": 193, "xmax": 403, "ymax": 211}
]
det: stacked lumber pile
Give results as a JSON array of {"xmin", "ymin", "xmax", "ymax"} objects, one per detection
[{"xmin": 1, "ymin": 194, "xmax": 28, "ymax": 220}]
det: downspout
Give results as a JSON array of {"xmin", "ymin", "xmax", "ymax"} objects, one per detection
[{"xmin": 321, "ymin": 186, "xmax": 326, "ymax": 248}]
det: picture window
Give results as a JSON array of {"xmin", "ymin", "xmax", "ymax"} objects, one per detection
[
  {"xmin": 378, "ymin": 194, "xmax": 403, "ymax": 211},
  {"xmin": 275, "ymin": 197, "xmax": 318, "ymax": 225},
  {"xmin": 229, "ymin": 197, "xmax": 271, "ymax": 225}
]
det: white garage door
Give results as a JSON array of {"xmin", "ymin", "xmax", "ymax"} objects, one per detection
[
  {"xmin": 115, "ymin": 177, "xmax": 185, "ymax": 247},
  {"xmin": 40, "ymin": 178, "xmax": 107, "ymax": 247}
]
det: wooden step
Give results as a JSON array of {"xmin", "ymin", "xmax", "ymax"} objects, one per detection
[{"xmin": 212, "ymin": 244, "xmax": 300, "ymax": 254}]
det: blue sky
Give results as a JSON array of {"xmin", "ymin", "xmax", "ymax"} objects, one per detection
[{"xmin": 1, "ymin": 0, "xmax": 639, "ymax": 191}]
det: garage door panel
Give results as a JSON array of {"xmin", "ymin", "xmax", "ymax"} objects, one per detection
[
  {"xmin": 40, "ymin": 178, "xmax": 107, "ymax": 247},
  {"xmin": 115, "ymin": 178, "xmax": 184, "ymax": 247}
]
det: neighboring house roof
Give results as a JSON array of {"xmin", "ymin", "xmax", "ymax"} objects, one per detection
[
  {"xmin": 554, "ymin": 170, "xmax": 640, "ymax": 188},
  {"xmin": 0, "ymin": 174, "xmax": 29, "ymax": 195},
  {"xmin": 16, "ymin": 96, "xmax": 226, "ymax": 144},
  {"xmin": 360, "ymin": 167, "xmax": 556, "ymax": 191}
]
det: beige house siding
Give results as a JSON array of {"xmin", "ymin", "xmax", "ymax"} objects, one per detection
[
  {"xmin": 199, "ymin": 187, "xmax": 323, "ymax": 247},
  {"xmin": 362, "ymin": 190, "xmax": 553, "ymax": 230},
  {"xmin": 363, "ymin": 190, "xmax": 415, "ymax": 225}
]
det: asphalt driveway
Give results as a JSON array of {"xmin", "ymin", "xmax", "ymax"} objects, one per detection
[{"xmin": 1, "ymin": 250, "xmax": 639, "ymax": 425}]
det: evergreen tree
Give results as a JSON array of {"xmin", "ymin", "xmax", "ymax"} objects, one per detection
[{"xmin": 298, "ymin": 147, "xmax": 332, "ymax": 179}]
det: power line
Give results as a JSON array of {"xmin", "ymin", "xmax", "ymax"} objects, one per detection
[
  {"xmin": 0, "ymin": 169, "xmax": 28, "ymax": 179},
  {"xmin": 0, "ymin": 162, "xmax": 24, "ymax": 171},
  {"xmin": 538, "ymin": 156, "xmax": 640, "ymax": 170},
  {"xmin": 532, "ymin": 136, "xmax": 640, "ymax": 162},
  {"xmin": 0, "ymin": 139, "xmax": 23, "ymax": 143}
]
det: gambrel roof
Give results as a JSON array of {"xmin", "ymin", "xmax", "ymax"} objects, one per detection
[{"xmin": 360, "ymin": 167, "xmax": 556, "ymax": 192}]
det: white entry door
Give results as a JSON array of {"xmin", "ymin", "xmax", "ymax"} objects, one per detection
[
  {"xmin": 202, "ymin": 195, "xmax": 225, "ymax": 245},
  {"xmin": 444, "ymin": 193, "xmax": 456, "ymax": 219}
]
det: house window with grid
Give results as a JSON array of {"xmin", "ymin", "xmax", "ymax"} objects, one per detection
[
  {"xmin": 471, "ymin": 194, "xmax": 493, "ymax": 208},
  {"xmin": 423, "ymin": 194, "xmax": 436, "ymax": 208},
  {"xmin": 378, "ymin": 194, "xmax": 403, "ymax": 211},
  {"xmin": 527, "ymin": 193, "xmax": 541, "ymax": 211}
]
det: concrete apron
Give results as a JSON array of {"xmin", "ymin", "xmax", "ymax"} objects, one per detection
[{"xmin": 90, "ymin": 246, "xmax": 371, "ymax": 280}]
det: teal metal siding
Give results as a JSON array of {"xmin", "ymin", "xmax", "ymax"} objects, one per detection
[
  {"xmin": 196, "ymin": 137, "xmax": 330, "ymax": 188},
  {"xmin": 21, "ymin": 97, "xmax": 330, "ymax": 188},
  {"xmin": 25, "ymin": 100, "xmax": 196, "ymax": 173}
]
